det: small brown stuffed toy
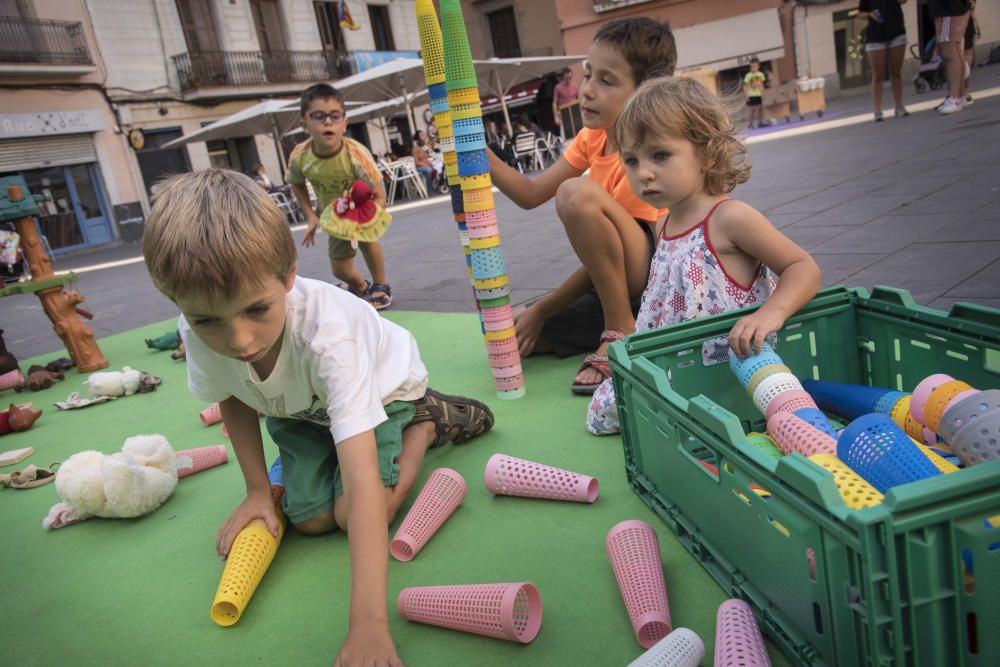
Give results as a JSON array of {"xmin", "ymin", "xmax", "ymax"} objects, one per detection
[
  {"xmin": 15, "ymin": 365, "xmax": 64, "ymax": 392},
  {"xmin": 0, "ymin": 402, "xmax": 42, "ymax": 435}
]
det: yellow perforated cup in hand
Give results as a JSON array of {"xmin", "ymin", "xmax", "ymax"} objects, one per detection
[{"xmin": 211, "ymin": 516, "xmax": 287, "ymax": 626}]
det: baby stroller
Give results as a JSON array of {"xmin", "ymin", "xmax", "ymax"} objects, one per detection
[{"xmin": 911, "ymin": 37, "xmax": 946, "ymax": 94}]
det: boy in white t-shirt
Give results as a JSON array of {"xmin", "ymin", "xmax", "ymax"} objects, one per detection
[{"xmin": 142, "ymin": 169, "xmax": 494, "ymax": 666}]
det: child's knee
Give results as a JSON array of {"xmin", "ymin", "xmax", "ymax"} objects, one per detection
[
  {"xmin": 293, "ymin": 507, "xmax": 338, "ymax": 535},
  {"xmin": 555, "ymin": 177, "xmax": 599, "ymax": 217}
]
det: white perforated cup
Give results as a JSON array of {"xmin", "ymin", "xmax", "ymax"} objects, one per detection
[{"xmin": 627, "ymin": 627, "xmax": 704, "ymax": 667}]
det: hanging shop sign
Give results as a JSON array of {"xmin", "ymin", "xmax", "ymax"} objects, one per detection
[{"xmin": 0, "ymin": 110, "xmax": 106, "ymax": 140}]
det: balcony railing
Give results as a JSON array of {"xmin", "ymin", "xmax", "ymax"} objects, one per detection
[
  {"xmin": 0, "ymin": 16, "xmax": 93, "ymax": 65},
  {"xmin": 592, "ymin": 0, "xmax": 655, "ymax": 13},
  {"xmin": 172, "ymin": 50, "xmax": 354, "ymax": 91}
]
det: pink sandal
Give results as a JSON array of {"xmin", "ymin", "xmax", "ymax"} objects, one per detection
[{"xmin": 571, "ymin": 330, "xmax": 627, "ymax": 395}]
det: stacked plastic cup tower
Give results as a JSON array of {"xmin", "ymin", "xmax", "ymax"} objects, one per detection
[
  {"xmin": 729, "ymin": 343, "xmax": 837, "ymax": 456},
  {"xmin": 414, "ymin": 0, "xmax": 524, "ymax": 400}
]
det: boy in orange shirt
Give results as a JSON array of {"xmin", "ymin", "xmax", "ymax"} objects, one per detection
[{"xmin": 488, "ymin": 17, "xmax": 676, "ymax": 393}]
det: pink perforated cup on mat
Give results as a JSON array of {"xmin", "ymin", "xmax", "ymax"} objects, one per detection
[
  {"xmin": 0, "ymin": 369, "xmax": 23, "ymax": 391},
  {"xmin": 627, "ymin": 628, "xmax": 705, "ymax": 667},
  {"xmin": 767, "ymin": 412, "xmax": 837, "ymax": 456},
  {"xmin": 715, "ymin": 599, "xmax": 771, "ymax": 666},
  {"xmin": 175, "ymin": 445, "xmax": 228, "ymax": 478},
  {"xmin": 200, "ymin": 402, "xmax": 222, "ymax": 426},
  {"xmin": 606, "ymin": 520, "xmax": 672, "ymax": 648},
  {"xmin": 484, "ymin": 453, "xmax": 598, "ymax": 503},
  {"xmin": 397, "ymin": 582, "xmax": 542, "ymax": 643},
  {"xmin": 390, "ymin": 468, "xmax": 466, "ymax": 561}
]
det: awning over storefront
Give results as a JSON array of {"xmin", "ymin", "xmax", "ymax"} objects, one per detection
[
  {"xmin": 480, "ymin": 80, "xmax": 541, "ymax": 115},
  {"xmin": 674, "ymin": 8, "xmax": 785, "ymax": 72}
]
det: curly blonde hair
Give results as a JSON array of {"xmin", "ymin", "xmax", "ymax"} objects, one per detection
[{"xmin": 613, "ymin": 76, "xmax": 750, "ymax": 196}]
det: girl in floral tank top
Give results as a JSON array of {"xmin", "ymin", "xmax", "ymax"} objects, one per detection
[{"xmin": 588, "ymin": 77, "xmax": 820, "ymax": 435}]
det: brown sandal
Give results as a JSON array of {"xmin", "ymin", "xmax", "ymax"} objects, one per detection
[
  {"xmin": 570, "ymin": 329, "xmax": 627, "ymax": 395},
  {"xmin": 410, "ymin": 388, "xmax": 495, "ymax": 448}
]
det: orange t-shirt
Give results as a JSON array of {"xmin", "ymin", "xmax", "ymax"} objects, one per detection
[{"xmin": 562, "ymin": 127, "xmax": 665, "ymax": 223}]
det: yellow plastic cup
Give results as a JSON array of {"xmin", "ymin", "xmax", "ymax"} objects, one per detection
[{"xmin": 210, "ymin": 515, "xmax": 287, "ymax": 626}]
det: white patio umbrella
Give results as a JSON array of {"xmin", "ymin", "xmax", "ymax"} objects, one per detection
[
  {"xmin": 474, "ymin": 56, "xmax": 585, "ymax": 134},
  {"xmin": 162, "ymin": 99, "xmax": 301, "ymax": 175},
  {"xmin": 345, "ymin": 91, "xmax": 429, "ymax": 149},
  {"xmin": 333, "ymin": 58, "xmax": 427, "ymax": 134}
]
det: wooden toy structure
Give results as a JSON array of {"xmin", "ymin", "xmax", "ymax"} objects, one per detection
[{"xmin": 0, "ymin": 177, "xmax": 108, "ymax": 372}]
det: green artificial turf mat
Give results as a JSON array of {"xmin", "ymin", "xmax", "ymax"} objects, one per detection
[{"xmin": 1, "ymin": 312, "xmax": 792, "ymax": 666}]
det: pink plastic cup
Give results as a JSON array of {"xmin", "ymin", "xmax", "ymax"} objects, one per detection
[
  {"xmin": 390, "ymin": 468, "xmax": 466, "ymax": 561},
  {"xmin": 484, "ymin": 317, "xmax": 516, "ymax": 332},
  {"xmin": 484, "ymin": 453, "xmax": 599, "ymax": 503},
  {"xmin": 481, "ymin": 304, "xmax": 513, "ymax": 323},
  {"xmin": 767, "ymin": 412, "xmax": 837, "ymax": 456},
  {"xmin": 494, "ymin": 374, "xmax": 525, "ymax": 391},
  {"xmin": 763, "ymin": 389, "xmax": 818, "ymax": 421},
  {"xmin": 200, "ymin": 402, "xmax": 222, "ymax": 426},
  {"xmin": 0, "ymin": 369, "xmax": 23, "ymax": 391},
  {"xmin": 486, "ymin": 336, "xmax": 518, "ymax": 357},
  {"xmin": 715, "ymin": 599, "xmax": 771, "ymax": 666},
  {"xmin": 628, "ymin": 628, "xmax": 705, "ymax": 667},
  {"xmin": 910, "ymin": 374, "xmax": 953, "ymax": 426},
  {"xmin": 490, "ymin": 363, "xmax": 523, "ymax": 379},
  {"xmin": 175, "ymin": 445, "xmax": 228, "ymax": 478},
  {"xmin": 397, "ymin": 582, "xmax": 542, "ymax": 643},
  {"xmin": 606, "ymin": 520, "xmax": 672, "ymax": 648}
]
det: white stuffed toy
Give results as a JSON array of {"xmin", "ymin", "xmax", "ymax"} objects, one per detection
[
  {"xmin": 42, "ymin": 434, "xmax": 179, "ymax": 530},
  {"xmin": 84, "ymin": 366, "xmax": 142, "ymax": 398}
]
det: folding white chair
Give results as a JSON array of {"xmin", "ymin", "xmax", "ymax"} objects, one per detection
[
  {"xmin": 268, "ymin": 190, "xmax": 305, "ymax": 225},
  {"xmin": 511, "ymin": 132, "xmax": 543, "ymax": 173},
  {"xmin": 380, "ymin": 157, "xmax": 428, "ymax": 205}
]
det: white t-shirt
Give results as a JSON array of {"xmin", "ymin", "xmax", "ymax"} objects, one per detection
[{"xmin": 180, "ymin": 276, "xmax": 428, "ymax": 444}]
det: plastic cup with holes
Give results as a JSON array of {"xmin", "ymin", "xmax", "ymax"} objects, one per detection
[
  {"xmin": 606, "ymin": 520, "xmax": 672, "ymax": 648},
  {"xmin": 714, "ymin": 599, "xmax": 771, "ymax": 667},
  {"xmin": 873, "ymin": 390, "xmax": 910, "ymax": 416},
  {"xmin": 938, "ymin": 389, "xmax": 1000, "ymax": 444},
  {"xmin": 948, "ymin": 407, "xmax": 1000, "ymax": 467},
  {"xmin": 728, "ymin": 342, "xmax": 782, "ymax": 387},
  {"xmin": 752, "ymin": 372, "xmax": 804, "ymax": 414},
  {"xmin": 767, "ymin": 412, "xmax": 837, "ymax": 457},
  {"xmin": 390, "ymin": 468, "xmax": 466, "ymax": 562},
  {"xmin": 808, "ymin": 454, "xmax": 884, "ymax": 510},
  {"xmin": 909, "ymin": 374, "xmax": 955, "ymax": 426},
  {"xmin": 627, "ymin": 627, "xmax": 705, "ymax": 667},
  {"xmin": 764, "ymin": 389, "xmax": 818, "ymax": 421},
  {"xmin": 0, "ymin": 369, "xmax": 23, "ymax": 391},
  {"xmin": 915, "ymin": 443, "xmax": 960, "ymax": 473},
  {"xmin": 174, "ymin": 445, "xmax": 228, "ymax": 479},
  {"xmin": 792, "ymin": 407, "xmax": 837, "ymax": 439},
  {"xmin": 396, "ymin": 582, "xmax": 542, "ymax": 643},
  {"xmin": 483, "ymin": 453, "xmax": 598, "ymax": 503},
  {"xmin": 746, "ymin": 364, "xmax": 793, "ymax": 399},
  {"xmin": 200, "ymin": 402, "xmax": 222, "ymax": 426},
  {"xmin": 837, "ymin": 414, "xmax": 942, "ymax": 493},
  {"xmin": 801, "ymin": 380, "xmax": 895, "ymax": 421},
  {"xmin": 745, "ymin": 433, "xmax": 783, "ymax": 460},
  {"xmin": 211, "ymin": 512, "xmax": 287, "ymax": 626},
  {"xmin": 923, "ymin": 381, "xmax": 977, "ymax": 433}
]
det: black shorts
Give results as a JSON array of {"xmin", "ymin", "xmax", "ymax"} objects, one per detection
[
  {"xmin": 964, "ymin": 19, "xmax": 976, "ymax": 51},
  {"xmin": 746, "ymin": 97, "xmax": 763, "ymax": 107},
  {"xmin": 539, "ymin": 218, "xmax": 657, "ymax": 357}
]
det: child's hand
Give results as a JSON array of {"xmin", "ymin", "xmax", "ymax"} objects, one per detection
[
  {"xmin": 513, "ymin": 304, "xmax": 545, "ymax": 357},
  {"xmin": 728, "ymin": 309, "xmax": 786, "ymax": 359},
  {"xmin": 215, "ymin": 488, "xmax": 281, "ymax": 559},
  {"xmin": 302, "ymin": 221, "xmax": 319, "ymax": 247},
  {"xmin": 333, "ymin": 624, "xmax": 404, "ymax": 667}
]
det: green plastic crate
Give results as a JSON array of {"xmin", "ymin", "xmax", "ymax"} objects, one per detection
[{"xmin": 608, "ymin": 285, "xmax": 1000, "ymax": 666}]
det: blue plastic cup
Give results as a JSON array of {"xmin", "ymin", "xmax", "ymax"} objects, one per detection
[
  {"xmin": 837, "ymin": 413, "xmax": 941, "ymax": 492},
  {"xmin": 728, "ymin": 342, "xmax": 783, "ymax": 387},
  {"xmin": 793, "ymin": 407, "xmax": 838, "ymax": 438},
  {"xmin": 803, "ymin": 380, "xmax": 896, "ymax": 421}
]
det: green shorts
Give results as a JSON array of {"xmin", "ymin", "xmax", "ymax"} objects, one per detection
[
  {"xmin": 264, "ymin": 400, "xmax": 416, "ymax": 524},
  {"xmin": 328, "ymin": 234, "xmax": 357, "ymax": 259}
]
